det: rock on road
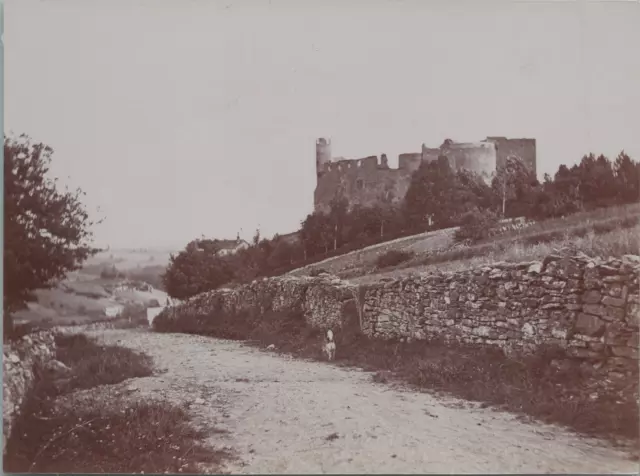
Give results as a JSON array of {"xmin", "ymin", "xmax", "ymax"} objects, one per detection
[{"xmin": 89, "ymin": 328, "xmax": 638, "ymax": 474}]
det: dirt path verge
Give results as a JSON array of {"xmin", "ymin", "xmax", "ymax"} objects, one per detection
[{"xmin": 87, "ymin": 328, "xmax": 638, "ymax": 474}]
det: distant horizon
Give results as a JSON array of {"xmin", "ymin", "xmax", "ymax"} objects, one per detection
[{"xmin": 6, "ymin": 0, "xmax": 639, "ymax": 249}]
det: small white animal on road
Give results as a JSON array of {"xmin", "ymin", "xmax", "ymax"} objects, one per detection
[{"xmin": 324, "ymin": 329, "xmax": 336, "ymax": 361}]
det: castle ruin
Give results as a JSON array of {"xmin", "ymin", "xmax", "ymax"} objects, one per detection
[{"xmin": 314, "ymin": 136, "xmax": 536, "ymax": 214}]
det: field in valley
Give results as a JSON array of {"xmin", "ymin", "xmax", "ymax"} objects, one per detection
[{"xmin": 13, "ymin": 248, "xmax": 175, "ymax": 328}]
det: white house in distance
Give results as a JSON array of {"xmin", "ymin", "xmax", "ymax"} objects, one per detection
[
  {"xmin": 105, "ymin": 304, "xmax": 124, "ymax": 318},
  {"xmin": 215, "ymin": 236, "xmax": 251, "ymax": 256}
]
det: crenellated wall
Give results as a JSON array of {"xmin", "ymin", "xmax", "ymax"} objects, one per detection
[
  {"xmin": 441, "ymin": 141, "xmax": 497, "ymax": 180},
  {"xmin": 487, "ymin": 137, "xmax": 537, "ymax": 176},
  {"xmin": 313, "ymin": 136, "xmax": 535, "ymax": 214},
  {"xmin": 314, "ymin": 155, "xmax": 413, "ymax": 214}
]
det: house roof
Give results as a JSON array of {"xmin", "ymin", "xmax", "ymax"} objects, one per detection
[{"xmin": 216, "ymin": 239, "xmax": 250, "ymax": 250}]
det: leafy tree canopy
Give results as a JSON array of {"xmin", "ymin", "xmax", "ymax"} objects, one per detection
[{"xmin": 4, "ymin": 134, "xmax": 101, "ymax": 330}]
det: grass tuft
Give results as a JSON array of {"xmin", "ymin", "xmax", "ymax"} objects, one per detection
[
  {"xmin": 3, "ymin": 332, "xmax": 230, "ymax": 474},
  {"xmin": 53, "ymin": 333, "xmax": 154, "ymax": 391}
]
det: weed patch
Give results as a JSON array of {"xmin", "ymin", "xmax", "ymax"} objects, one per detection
[
  {"xmin": 53, "ymin": 333, "xmax": 154, "ymax": 392},
  {"xmin": 4, "ymin": 398, "xmax": 228, "ymax": 474},
  {"xmin": 3, "ymin": 333, "xmax": 229, "ymax": 474}
]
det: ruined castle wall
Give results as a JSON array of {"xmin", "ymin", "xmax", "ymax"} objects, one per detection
[
  {"xmin": 314, "ymin": 156, "xmax": 412, "ymax": 213},
  {"xmin": 421, "ymin": 146, "xmax": 441, "ymax": 165},
  {"xmin": 314, "ymin": 137, "xmax": 535, "ymax": 213},
  {"xmin": 487, "ymin": 137, "xmax": 537, "ymax": 175},
  {"xmin": 398, "ymin": 153, "xmax": 422, "ymax": 174},
  {"xmin": 442, "ymin": 142, "xmax": 497, "ymax": 181}
]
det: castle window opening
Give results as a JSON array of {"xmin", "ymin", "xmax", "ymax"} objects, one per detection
[
  {"xmin": 358, "ymin": 160, "xmax": 362, "ymax": 167},
  {"xmin": 356, "ymin": 179, "xmax": 365, "ymax": 190}
]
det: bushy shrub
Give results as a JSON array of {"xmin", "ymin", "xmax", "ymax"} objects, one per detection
[
  {"xmin": 454, "ymin": 208, "xmax": 500, "ymax": 243},
  {"xmin": 375, "ymin": 250, "xmax": 414, "ymax": 269}
]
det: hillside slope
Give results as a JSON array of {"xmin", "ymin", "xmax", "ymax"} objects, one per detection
[
  {"xmin": 289, "ymin": 203, "xmax": 640, "ymax": 286},
  {"xmin": 287, "ymin": 227, "xmax": 459, "ymax": 278}
]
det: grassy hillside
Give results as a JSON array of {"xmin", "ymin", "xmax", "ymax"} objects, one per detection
[
  {"xmin": 288, "ymin": 227, "xmax": 459, "ymax": 278},
  {"xmin": 290, "ymin": 203, "xmax": 640, "ymax": 285}
]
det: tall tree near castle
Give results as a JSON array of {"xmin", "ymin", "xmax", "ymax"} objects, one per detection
[
  {"xmin": 3, "ymin": 134, "xmax": 100, "ymax": 336},
  {"xmin": 492, "ymin": 155, "xmax": 537, "ymax": 217},
  {"xmin": 300, "ymin": 211, "xmax": 333, "ymax": 256},
  {"xmin": 328, "ymin": 196, "xmax": 349, "ymax": 251},
  {"xmin": 403, "ymin": 156, "xmax": 461, "ymax": 228}
]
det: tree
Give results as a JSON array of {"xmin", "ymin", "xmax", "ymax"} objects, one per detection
[
  {"xmin": 454, "ymin": 169, "xmax": 495, "ymax": 217},
  {"xmin": 454, "ymin": 207, "xmax": 500, "ymax": 243},
  {"xmin": 342, "ymin": 205, "xmax": 376, "ymax": 243},
  {"xmin": 403, "ymin": 156, "xmax": 460, "ymax": 229},
  {"xmin": 267, "ymin": 236, "xmax": 295, "ymax": 269},
  {"xmin": 492, "ymin": 155, "xmax": 537, "ymax": 217},
  {"xmin": 162, "ymin": 239, "xmax": 234, "ymax": 299},
  {"xmin": 4, "ymin": 134, "xmax": 100, "ymax": 335},
  {"xmin": 575, "ymin": 154, "xmax": 617, "ymax": 208},
  {"xmin": 300, "ymin": 211, "xmax": 333, "ymax": 257},
  {"xmin": 613, "ymin": 151, "xmax": 639, "ymax": 204},
  {"xmin": 328, "ymin": 195, "xmax": 349, "ymax": 251}
]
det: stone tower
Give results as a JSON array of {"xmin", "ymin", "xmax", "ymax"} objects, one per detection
[{"xmin": 316, "ymin": 138, "xmax": 332, "ymax": 179}]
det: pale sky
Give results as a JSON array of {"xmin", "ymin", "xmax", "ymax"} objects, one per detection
[{"xmin": 5, "ymin": 0, "xmax": 639, "ymax": 249}]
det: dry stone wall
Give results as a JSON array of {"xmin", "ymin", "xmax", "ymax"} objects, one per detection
[
  {"xmin": 361, "ymin": 254, "xmax": 639, "ymax": 375},
  {"xmin": 3, "ymin": 331, "xmax": 56, "ymax": 454},
  {"xmin": 157, "ymin": 274, "xmax": 357, "ymax": 331},
  {"xmin": 155, "ymin": 253, "xmax": 639, "ymax": 378}
]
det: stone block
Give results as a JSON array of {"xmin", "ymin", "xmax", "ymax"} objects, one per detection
[
  {"xmin": 522, "ymin": 322, "xmax": 536, "ymax": 337},
  {"xmin": 597, "ymin": 264, "xmax": 621, "ymax": 276},
  {"xmin": 588, "ymin": 342, "xmax": 605, "ymax": 352},
  {"xmin": 582, "ymin": 290, "xmax": 601, "ymax": 304},
  {"xmin": 528, "ymin": 262, "xmax": 543, "ymax": 274},
  {"xmin": 569, "ymin": 348, "xmax": 601, "ymax": 359},
  {"xmin": 574, "ymin": 313, "xmax": 605, "ymax": 337},
  {"xmin": 601, "ymin": 306, "xmax": 626, "ymax": 322},
  {"xmin": 551, "ymin": 327, "xmax": 568, "ymax": 340},
  {"xmin": 622, "ymin": 254, "xmax": 640, "ymax": 265},
  {"xmin": 601, "ymin": 295, "xmax": 626, "ymax": 308},
  {"xmin": 607, "ymin": 356, "xmax": 632, "ymax": 368},
  {"xmin": 604, "ymin": 322, "xmax": 629, "ymax": 346},
  {"xmin": 605, "ymin": 283, "xmax": 628, "ymax": 298},
  {"xmin": 582, "ymin": 303, "xmax": 605, "ymax": 316},
  {"xmin": 583, "ymin": 267, "xmax": 601, "ymax": 289},
  {"xmin": 610, "ymin": 346, "xmax": 639, "ymax": 360}
]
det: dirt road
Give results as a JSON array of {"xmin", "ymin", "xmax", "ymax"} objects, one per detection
[{"xmin": 88, "ymin": 328, "xmax": 638, "ymax": 474}]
